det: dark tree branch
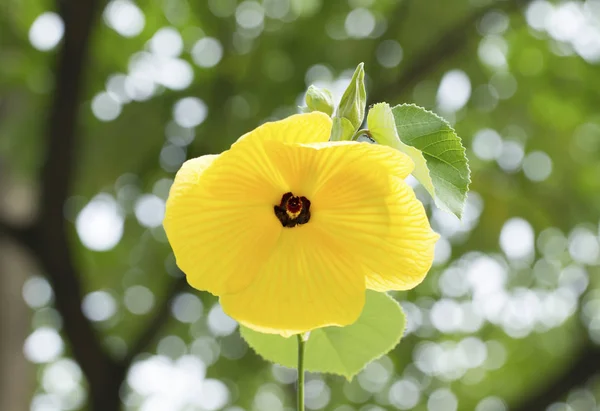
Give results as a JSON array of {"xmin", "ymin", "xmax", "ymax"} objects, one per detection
[
  {"xmin": 511, "ymin": 343, "xmax": 600, "ymax": 411},
  {"xmin": 370, "ymin": 0, "xmax": 534, "ymax": 103},
  {"xmin": 121, "ymin": 276, "xmax": 188, "ymax": 369},
  {"xmin": 33, "ymin": 0, "xmax": 122, "ymax": 409},
  {"xmin": 0, "ymin": 219, "xmax": 34, "ymax": 248}
]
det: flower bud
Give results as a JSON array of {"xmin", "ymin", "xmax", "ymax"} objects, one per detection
[
  {"xmin": 305, "ymin": 85, "xmax": 335, "ymax": 116},
  {"xmin": 336, "ymin": 63, "xmax": 366, "ymax": 132}
]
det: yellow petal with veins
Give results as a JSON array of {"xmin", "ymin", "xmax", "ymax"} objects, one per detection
[{"xmin": 164, "ymin": 113, "xmax": 437, "ymax": 335}]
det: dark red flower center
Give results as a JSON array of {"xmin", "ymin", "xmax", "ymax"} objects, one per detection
[{"xmin": 274, "ymin": 192, "xmax": 311, "ymax": 228}]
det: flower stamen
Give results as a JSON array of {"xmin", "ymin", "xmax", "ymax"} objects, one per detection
[{"xmin": 274, "ymin": 192, "xmax": 311, "ymax": 227}]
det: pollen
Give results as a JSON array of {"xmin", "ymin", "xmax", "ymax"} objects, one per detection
[{"xmin": 274, "ymin": 192, "xmax": 311, "ymax": 227}]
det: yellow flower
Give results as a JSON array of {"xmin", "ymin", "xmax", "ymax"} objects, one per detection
[{"xmin": 163, "ymin": 112, "xmax": 439, "ymax": 336}]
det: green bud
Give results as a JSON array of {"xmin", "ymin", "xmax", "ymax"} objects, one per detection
[
  {"xmin": 305, "ymin": 85, "xmax": 334, "ymax": 116},
  {"xmin": 329, "ymin": 117, "xmax": 355, "ymax": 142},
  {"xmin": 336, "ymin": 63, "xmax": 366, "ymax": 132}
]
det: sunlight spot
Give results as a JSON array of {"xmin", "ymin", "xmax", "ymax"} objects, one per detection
[
  {"xmin": 568, "ymin": 227, "xmax": 600, "ymax": 265},
  {"xmin": 376, "ymin": 40, "xmax": 403, "ymax": 68},
  {"xmin": 484, "ymin": 341, "xmax": 507, "ymax": 370},
  {"xmin": 537, "ymin": 227, "xmax": 567, "ymax": 257},
  {"xmin": 436, "ymin": 70, "xmax": 471, "ymax": 112},
  {"xmin": 106, "ymin": 74, "xmax": 130, "ymax": 104},
  {"xmin": 199, "ymin": 379, "xmax": 230, "ymax": 410},
  {"xmin": 165, "ymin": 122, "xmax": 195, "ymax": 147},
  {"xmin": 467, "ymin": 255, "xmax": 507, "ymax": 297},
  {"xmin": 264, "ymin": 0, "xmax": 291, "ymax": 19},
  {"xmin": 91, "ymin": 92, "xmax": 122, "ymax": 121},
  {"xmin": 173, "ymin": 97, "xmax": 208, "ymax": 128},
  {"xmin": 157, "ymin": 335, "xmax": 187, "ymax": 359},
  {"xmin": 191, "ymin": 37, "xmax": 223, "ymax": 68},
  {"xmin": 523, "ymin": 151, "xmax": 552, "ymax": 181},
  {"xmin": 431, "ymin": 299, "xmax": 462, "ymax": 333},
  {"xmin": 104, "ymin": 0, "xmax": 145, "ymax": 37},
  {"xmin": 153, "ymin": 177, "xmax": 174, "ymax": 199},
  {"xmin": 29, "ymin": 12, "xmax": 64, "ymax": 51},
  {"xmin": 208, "ymin": 303, "xmax": 238, "ymax": 336},
  {"xmin": 190, "ymin": 337, "xmax": 221, "ymax": 366},
  {"xmin": 124, "ymin": 73, "xmax": 155, "ymax": 101},
  {"xmin": 124, "ymin": 285, "xmax": 155, "ymax": 315},
  {"xmin": 305, "ymin": 64, "xmax": 333, "ymax": 89},
  {"xmin": 525, "ymin": 0, "xmax": 553, "ymax": 31},
  {"xmin": 23, "ymin": 276, "xmax": 53, "ymax": 308},
  {"xmin": 24, "ymin": 327, "xmax": 63, "ymax": 363},
  {"xmin": 497, "ymin": 140, "xmax": 524, "ymax": 172},
  {"xmin": 389, "ymin": 379, "xmax": 420, "ymax": 409},
  {"xmin": 478, "ymin": 11, "xmax": 510, "ymax": 35},
  {"xmin": 345, "ymin": 8, "xmax": 376, "ymax": 38},
  {"xmin": 76, "ymin": 194, "xmax": 124, "ymax": 251},
  {"xmin": 457, "ymin": 337, "xmax": 487, "ymax": 368},
  {"xmin": 476, "ymin": 397, "xmax": 507, "ymax": 411},
  {"xmin": 236, "ymin": 1, "xmax": 265, "ymax": 30},
  {"xmin": 82, "ymin": 291, "xmax": 117, "ymax": 322},
  {"xmin": 472, "ymin": 128, "xmax": 503, "ymax": 161},
  {"xmin": 305, "ymin": 379, "xmax": 331, "ymax": 410},
  {"xmin": 490, "ymin": 72, "xmax": 517, "ymax": 100},
  {"xmin": 428, "ymin": 388, "xmax": 458, "ymax": 411},
  {"xmin": 156, "ymin": 58, "xmax": 194, "ymax": 90},
  {"xmin": 500, "ymin": 218, "xmax": 534, "ymax": 260},
  {"xmin": 433, "ymin": 236, "xmax": 452, "ymax": 266},
  {"xmin": 254, "ymin": 385, "xmax": 284, "ymax": 411},
  {"xmin": 546, "ymin": 2, "xmax": 584, "ymax": 43},
  {"xmin": 30, "ymin": 394, "xmax": 61, "ymax": 411},
  {"xmin": 160, "ymin": 144, "xmax": 186, "ymax": 172},
  {"xmin": 172, "ymin": 293, "xmax": 203, "ymax": 323},
  {"xmin": 127, "ymin": 355, "xmax": 232, "ymax": 410},
  {"xmin": 42, "ymin": 359, "xmax": 82, "ymax": 396},
  {"xmin": 150, "ymin": 27, "xmax": 183, "ymax": 58},
  {"xmin": 134, "ymin": 194, "xmax": 165, "ymax": 228},
  {"xmin": 478, "ymin": 35, "xmax": 508, "ymax": 68},
  {"xmin": 271, "ymin": 364, "xmax": 297, "ymax": 384},
  {"xmin": 208, "ymin": 0, "xmax": 237, "ymax": 17},
  {"xmin": 358, "ymin": 359, "xmax": 392, "ymax": 393}
]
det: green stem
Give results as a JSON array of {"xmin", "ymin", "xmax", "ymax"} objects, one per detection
[
  {"xmin": 297, "ymin": 334, "xmax": 306, "ymax": 411},
  {"xmin": 351, "ymin": 128, "xmax": 373, "ymax": 141}
]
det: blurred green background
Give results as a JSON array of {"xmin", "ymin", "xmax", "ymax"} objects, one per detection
[{"xmin": 1, "ymin": 0, "xmax": 600, "ymax": 410}]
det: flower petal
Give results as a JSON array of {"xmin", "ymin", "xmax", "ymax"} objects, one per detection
[
  {"xmin": 318, "ymin": 174, "xmax": 439, "ymax": 292},
  {"xmin": 234, "ymin": 112, "xmax": 332, "ymax": 147},
  {"xmin": 265, "ymin": 140, "xmax": 436, "ymax": 292},
  {"xmin": 220, "ymin": 224, "xmax": 366, "ymax": 336},
  {"xmin": 363, "ymin": 178, "xmax": 439, "ymax": 290},
  {"xmin": 163, "ymin": 153, "xmax": 282, "ymax": 296},
  {"xmin": 264, "ymin": 140, "xmax": 415, "ymax": 201},
  {"xmin": 258, "ymin": 140, "xmax": 432, "ymax": 292}
]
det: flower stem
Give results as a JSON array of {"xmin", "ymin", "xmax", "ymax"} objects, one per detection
[
  {"xmin": 297, "ymin": 333, "xmax": 306, "ymax": 411},
  {"xmin": 351, "ymin": 128, "xmax": 373, "ymax": 141}
]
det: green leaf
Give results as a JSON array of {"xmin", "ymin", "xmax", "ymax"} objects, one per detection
[
  {"xmin": 305, "ymin": 85, "xmax": 334, "ymax": 116},
  {"xmin": 368, "ymin": 103, "xmax": 436, "ymax": 201},
  {"xmin": 329, "ymin": 116, "xmax": 356, "ymax": 142},
  {"xmin": 336, "ymin": 63, "xmax": 366, "ymax": 131},
  {"xmin": 240, "ymin": 291, "xmax": 406, "ymax": 379},
  {"xmin": 391, "ymin": 104, "xmax": 471, "ymax": 219}
]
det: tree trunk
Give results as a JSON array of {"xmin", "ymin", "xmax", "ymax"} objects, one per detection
[{"xmin": 0, "ymin": 172, "xmax": 35, "ymax": 411}]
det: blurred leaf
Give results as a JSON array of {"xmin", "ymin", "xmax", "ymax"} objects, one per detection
[
  {"xmin": 240, "ymin": 290, "xmax": 405, "ymax": 379},
  {"xmin": 391, "ymin": 104, "xmax": 471, "ymax": 219}
]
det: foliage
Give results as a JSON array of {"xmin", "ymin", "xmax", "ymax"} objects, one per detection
[
  {"xmin": 1, "ymin": 0, "xmax": 600, "ymax": 410},
  {"xmin": 241, "ymin": 291, "xmax": 405, "ymax": 380}
]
